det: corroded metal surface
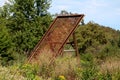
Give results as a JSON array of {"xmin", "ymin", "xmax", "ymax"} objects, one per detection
[{"xmin": 28, "ymin": 14, "xmax": 84, "ymax": 62}]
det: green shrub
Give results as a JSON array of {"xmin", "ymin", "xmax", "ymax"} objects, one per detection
[
  {"xmin": 76, "ymin": 53, "xmax": 98, "ymax": 80},
  {"xmin": 19, "ymin": 63, "xmax": 40, "ymax": 80}
]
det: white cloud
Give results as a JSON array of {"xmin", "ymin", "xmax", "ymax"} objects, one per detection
[
  {"xmin": 90, "ymin": 0, "xmax": 107, "ymax": 7},
  {"xmin": 50, "ymin": 0, "xmax": 108, "ymax": 15},
  {"xmin": 0, "ymin": 0, "xmax": 8, "ymax": 7}
]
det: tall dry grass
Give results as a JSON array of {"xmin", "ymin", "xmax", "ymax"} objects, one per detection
[
  {"xmin": 35, "ymin": 52, "xmax": 79, "ymax": 79},
  {"xmin": 100, "ymin": 57, "xmax": 120, "ymax": 73}
]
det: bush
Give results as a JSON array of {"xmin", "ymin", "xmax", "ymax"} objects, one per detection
[{"xmin": 76, "ymin": 53, "xmax": 98, "ymax": 80}]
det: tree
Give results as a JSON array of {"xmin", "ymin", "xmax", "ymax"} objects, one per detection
[
  {"xmin": 76, "ymin": 22, "xmax": 107, "ymax": 53},
  {"xmin": 35, "ymin": 0, "xmax": 51, "ymax": 16},
  {"xmin": 2, "ymin": 0, "xmax": 52, "ymax": 55},
  {"xmin": 0, "ymin": 17, "xmax": 15, "ymax": 66}
]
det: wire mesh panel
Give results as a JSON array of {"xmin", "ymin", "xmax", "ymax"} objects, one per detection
[{"xmin": 28, "ymin": 14, "xmax": 84, "ymax": 62}]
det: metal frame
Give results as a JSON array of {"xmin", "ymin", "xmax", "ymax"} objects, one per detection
[{"xmin": 28, "ymin": 14, "xmax": 84, "ymax": 62}]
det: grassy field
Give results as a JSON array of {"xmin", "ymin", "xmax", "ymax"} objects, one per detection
[{"xmin": 0, "ymin": 52, "xmax": 120, "ymax": 80}]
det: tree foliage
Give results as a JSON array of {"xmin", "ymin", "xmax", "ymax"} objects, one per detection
[
  {"xmin": 76, "ymin": 22, "xmax": 120, "ymax": 54},
  {"xmin": 4, "ymin": 0, "xmax": 52, "ymax": 54},
  {"xmin": 0, "ymin": 17, "xmax": 15, "ymax": 65},
  {"xmin": 0, "ymin": 0, "xmax": 52, "ymax": 65}
]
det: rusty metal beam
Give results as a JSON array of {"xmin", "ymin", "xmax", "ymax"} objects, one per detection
[{"xmin": 73, "ymin": 32, "xmax": 79, "ymax": 56}]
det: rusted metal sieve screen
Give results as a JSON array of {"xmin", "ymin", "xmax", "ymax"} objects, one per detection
[{"xmin": 28, "ymin": 14, "xmax": 84, "ymax": 62}]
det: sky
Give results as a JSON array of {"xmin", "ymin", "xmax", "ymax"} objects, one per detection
[{"xmin": 0, "ymin": 0, "xmax": 120, "ymax": 30}]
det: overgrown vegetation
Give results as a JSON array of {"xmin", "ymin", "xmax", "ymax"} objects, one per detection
[
  {"xmin": 0, "ymin": 53, "xmax": 120, "ymax": 80},
  {"xmin": 0, "ymin": 0, "xmax": 120, "ymax": 80},
  {"xmin": 76, "ymin": 22, "xmax": 120, "ymax": 54}
]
